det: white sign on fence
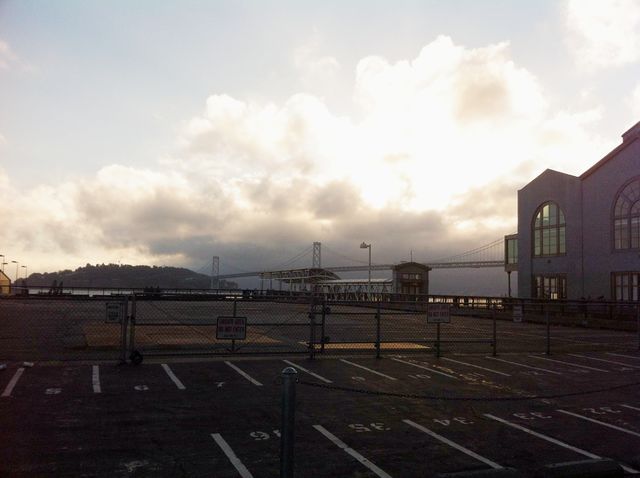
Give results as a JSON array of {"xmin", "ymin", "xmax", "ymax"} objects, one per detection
[
  {"xmin": 427, "ymin": 304, "xmax": 451, "ymax": 324},
  {"xmin": 216, "ymin": 316, "xmax": 247, "ymax": 340},
  {"xmin": 513, "ymin": 305, "xmax": 523, "ymax": 323},
  {"xmin": 105, "ymin": 302, "xmax": 124, "ymax": 324}
]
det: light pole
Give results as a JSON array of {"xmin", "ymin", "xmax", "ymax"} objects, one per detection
[
  {"xmin": 0, "ymin": 255, "xmax": 4, "ymax": 272},
  {"xmin": 11, "ymin": 260, "xmax": 18, "ymax": 283},
  {"xmin": 21, "ymin": 265, "xmax": 27, "ymax": 280},
  {"xmin": 360, "ymin": 242, "xmax": 372, "ymax": 298}
]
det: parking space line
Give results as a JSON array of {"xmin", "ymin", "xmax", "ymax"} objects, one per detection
[
  {"xmin": 527, "ymin": 355, "xmax": 609, "ymax": 372},
  {"xmin": 403, "ymin": 419, "xmax": 502, "ymax": 469},
  {"xmin": 161, "ymin": 364, "xmax": 186, "ymax": 390},
  {"xmin": 282, "ymin": 360, "xmax": 332, "ymax": 383},
  {"xmin": 567, "ymin": 354, "xmax": 640, "ymax": 369},
  {"xmin": 483, "ymin": 414, "xmax": 639, "ymax": 474},
  {"xmin": 1, "ymin": 367, "xmax": 25, "ymax": 397},
  {"xmin": 211, "ymin": 433, "xmax": 254, "ymax": 478},
  {"xmin": 340, "ymin": 359, "xmax": 397, "ymax": 380},
  {"xmin": 224, "ymin": 361, "xmax": 263, "ymax": 386},
  {"xmin": 485, "ymin": 357, "xmax": 562, "ymax": 375},
  {"xmin": 607, "ymin": 353, "xmax": 640, "ymax": 360},
  {"xmin": 391, "ymin": 358, "xmax": 457, "ymax": 379},
  {"xmin": 441, "ymin": 357, "xmax": 511, "ymax": 377},
  {"xmin": 557, "ymin": 410, "xmax": 640, "ymax": 437},
  {"xmin": 313, "ymin": 425, "xmax": 392, "ymax": 478},
  {"xmin": 92, "ymin": 365, "xmax": 101, "ymax": 393},
  {"xmin": 620, "ymin": 404, "xmax": 640, "ymax": 412}
]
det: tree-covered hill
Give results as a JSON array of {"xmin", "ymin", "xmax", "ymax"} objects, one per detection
[{"xmin": 25, "ymin": 263, "xmax": 238, "ymax": 289}]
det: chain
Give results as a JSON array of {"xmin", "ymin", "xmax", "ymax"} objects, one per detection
[{"xmin": 297, "ymin": 379, "xmax": 640, "ymax": 402}]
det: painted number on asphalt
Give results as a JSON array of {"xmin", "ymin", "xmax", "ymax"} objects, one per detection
[
  {"xmin": 408, "ymin": 374, "xmax": 430, "ymax": 380},
  {"xmin": 351, "ymin": 376, "xmax": 366, "ymax": 382},
  {"xmin": 45, "ymin": 388, "xmax": 62, "ymax": 395},
  {"xmin": 513, "ymin": 412, "xmax": 552, "ymax": 420},
  {"xmin": 215, "ymin": 382, "xmax": 226, "ymax": 388},
  {"xmin": 433, "ymin": 417, "xmax": 474, "ymax": 426},
  {"xmin": 250, "ymin": 430, "xmax": 281, "ymax": 441},
  {"xmin": 348, "ymin": 423, "xmax": 391, "ymax": 432},
  {"xmin": 582, "ymin": 406, "xmax": 621, "ymax": 415},
  {"xmin": 134, "ymin": 385, "xmax": 149, "ymax": 391}
]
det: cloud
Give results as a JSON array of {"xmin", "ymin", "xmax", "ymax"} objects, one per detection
[
  {"xmin": 565, "ymin": 0, "xmax": 640, "ymax": 70},
  {"xmin": 293, "ymin": 31, "xmax": 341, "ymax": 93},
  {"xmin": 2, "ymin": 36, "xmax": 613, "ymax": 280},
  {"xmin": 0, "ymin": 40, "xmax": 18, "ymax": 70},
  {"xmin": 632, "ymin": 83, "xmax": 640, "ymax": 119}
]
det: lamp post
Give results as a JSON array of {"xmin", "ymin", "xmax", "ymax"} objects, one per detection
[
  {"xmin": 11, "ymin": 260, "xmax": 18, "ymax": 282},
  {"xmin": 0, "ymin": 255, "xmax": 4, "ymax": 272},
  {"xmin": 21, "ymin": 265, "xmax": 27, "ymax": 280},
  {"xmin": 360, "ymin": 242, "xmax": 372, "ymax": 298}
]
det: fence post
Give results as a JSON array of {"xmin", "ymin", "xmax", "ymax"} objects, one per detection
[
  {"xmin": 120, "ymin": 297, "xmax": 129, "ymax": 364},
  {"xmin": 309, "ymin": 299, "xmax": 316, "ymax": 360},
  {"xmin": 492, "ymin": 305, "xmax": 497, "ymax": 357},
  {"xmin": 375, "ymin": 300, "xmax": 381, "ymax": 359},
  {"xmin": 128, "ymin": 294, "xmax": 136, "ymax": 359},
  {"xmin": 637, "ymin": 304, "xmax": 640, "ymax": 352},
  {"xmin": 436, "ymin": 322, "xmax": 441, "ymax": 358},
  {"xmin": 545, "ymin": 309, "xmax": 551, "ymax": 355},
  {"xmin": 280, "ymin": 367, "xmax": 297, "ymax": 478},
  {"xmin": 232, "ymin": 299, "xmax": 237, "ymax": 353},
  {"xmin": 320, "ymin": 300, "xmax": 327, "ymax": 354}
]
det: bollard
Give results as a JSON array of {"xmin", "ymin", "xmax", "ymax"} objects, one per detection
[
  {"xmin": 280, "ymin": 367, "xmax": 298, "ymax": 478},
  {"xmin": 545, "ymin": 310, "xmax": 551, "ymax": 355},
  {"xmin": 375, "ymin": 301, "xmax": 381, "ymax": 359}
]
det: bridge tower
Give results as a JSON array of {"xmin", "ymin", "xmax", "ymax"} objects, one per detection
[
  {"xmin": 312, "ymin": 242, "xmax": 322, "ymax": 268},
  {"xmin": 211, "ymin": 256, "xmax": 220, "ymax": 289}
]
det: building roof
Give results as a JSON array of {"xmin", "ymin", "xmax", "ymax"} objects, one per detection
[{"xmin": 580, "ymin": 120, "xmax": 640, "ymax": 180}]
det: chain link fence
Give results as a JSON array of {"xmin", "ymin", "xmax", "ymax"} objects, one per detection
[{"xmin": 0, "ymin": 287, "xmax": 638, "ymax": 362}]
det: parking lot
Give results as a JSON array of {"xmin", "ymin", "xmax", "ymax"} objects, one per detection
[{"xmin": 1, "ymin": 350, "xmax": 639, "ymax": 477}]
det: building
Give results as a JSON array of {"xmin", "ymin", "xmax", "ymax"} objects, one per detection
[
  {"xmin": 392, "ymin": 262, "xmax": 431, "ymax": 295},
  {"xmin": 0, "ymin": 270, "xmax": 10, "ymax": 295},
  {"xmin": 510, "ymin": 121, "xmax": 640, "ymax": 300}
]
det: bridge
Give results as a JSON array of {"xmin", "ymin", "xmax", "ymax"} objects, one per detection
[{"xmin": 203, "ymin": 237, "xmax": 510, "ymax": 294}]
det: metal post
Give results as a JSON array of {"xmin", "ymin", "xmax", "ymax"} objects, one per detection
[
  {"xmin": 320, "ymin": 301, "xmax": 326, "ymax": 354},
  {"xmin": 120, "ymin": 298, "xmax": 129, "ymax": 364},
  {"xmin": 128, "ymin": 294, "xmax": 136, "ymax": 358},
  {"xmin": 436, "ymin": 322, "xmax": 441, "ymax": 358},
  {"xmin": 280, "ymin": 367, "xmax": 297, "ymax": 478},
  {"xmin": 545, "ymin": 309, "xmax": 551, "ymax": 355},
  {"xmin": 309, "ymin": 304, "xmax": 316, "ymax": 360},
  {"xmin": 232, "ymin": 299, "xmax": 237, "ymax": 353},
  {"xmin": 492, "ymin": 305, "xmax": 497, "ymax": 357},
  {"xmin": 375, "ymin": 301, "xmax": 381, "ymax": 359},
  {"xmin": 637, "ymin": 304, "xmax": 639, "ymax": 351}
]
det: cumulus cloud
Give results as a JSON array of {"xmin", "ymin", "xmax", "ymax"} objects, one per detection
[
  {"xmin": 2, "ymin": 36, "xmax": 614, "ymax": 278},
  {"xmin": 293, "ymin": 31, "xmax": 341, "ymax": 93},
  {"xmin": 0, "ymin": 40, "xmax": 18, "ymax": 70},
  {"xmin": 565, "ymin": 0, "xmax": 640, "ymax": 70}
]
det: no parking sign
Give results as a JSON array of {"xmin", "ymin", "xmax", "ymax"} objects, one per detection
[
  {"xmin": 427, "ymin": 304, "xmax": 451, "ymax": 324},
  {"xmin": 216, "ymin": 316, "xmax": 247, "ymax": 340}
]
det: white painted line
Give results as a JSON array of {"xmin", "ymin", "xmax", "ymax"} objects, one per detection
[
  {"xmin": 442, "ymin": 357, "xmax": 511, "ymax": 377},
  {"xmin": 527, "ymin": 355, "xmax": 609, "ymax": 372},
  {"xmin": 283, "ymin": 360, "xmax": 332, "ymax": 383},
  {"xmin": 92, "ymin": 365, "xmax": 101, "ymax": 393},
  {"xmin": 391, "ymin": 358, "xmax": 457, "ymax": 379},
  {"xmin": 557, "ymin": 410, "xmax": 640, "ymax": 437},
  {"xmin": 620, "ymin": 404, "xmax": 640, "ymax": 412},
  {"xmin": 484, "ymin": 413, "xmax": 639, "ymax": 474},
  {"xmin": 224, "ymin": 361, "xmax": 263, "ymax": 386},
  {"xmin": 1, "ymin": 368, "xmax": 25, "ymax": 397},
  {"xmin": 607, "ymin": 353, "xmax": 640, "ymax": 360},
  {"xmin": 403, "ymin": 419, "xmax": 502, "ymax": 469},
  {"xmin": 340, "ymin": 359, "xmax": 397, "ymax": 381},
  {"xmin": 161, "ymin": 364, "xmax": 186, "ymax": 390},
  {"xmin": 313, "ymin": 425, "xmax": 392, "ymax": 478},
  {"xmin": 568, "ymin": 354, "xmax": 640, "ymax": 369},
  {"xmin": 211, "ymin": 433, "xmax": 254, "ymax": 478},
  {"xmin": 485, "ymin": 356, "xmax": 563, "ymax": 375}
]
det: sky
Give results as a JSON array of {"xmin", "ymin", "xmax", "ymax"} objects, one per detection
[{"xmin": 1, "ymin": 0, "xmax": 640, "ymax": 289}]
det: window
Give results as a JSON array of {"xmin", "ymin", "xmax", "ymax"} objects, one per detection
[
  {"xmin": 613, "ymin": 178, "xmax": 640, "ymax": 250},
  {"xmin": 612, "ymin": 272, "xmax": 640, "ymax": 301},
  {"xmin": 533, "ymin": 202, "xmax": 566, "ymax": 256},
  {"xmin": 506, "ymin": 238, "xmax": 518, "ymax": 264},
  {"xmin": 533, "ymin": 274, "xmax": 567, "ymax": 299}
]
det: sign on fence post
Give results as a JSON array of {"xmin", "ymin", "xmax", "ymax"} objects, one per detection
[
  {"xmin": 105, "ymin": 302, "xmax": 124, "ymax": 324},
  {"xmin": 427, "ymin": 303, "xmax": 451, "ymax": 324},
  {"xmin": 512, "ymin": 305, "xmax": 523, "ymax": 323},
  {"xmin": 216, "ymin": 316, "xmax": 247, "ymax": 340}
]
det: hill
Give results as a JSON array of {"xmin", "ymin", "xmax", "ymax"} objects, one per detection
[{"xmin": 24, "ymin": 263, "xmax": 238, "ymax": 290}]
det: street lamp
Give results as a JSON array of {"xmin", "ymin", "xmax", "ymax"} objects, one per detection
[
  {"xmin": 10, "ymin": 260, "xmax": 19, "ymax": 282},
  {"xmin": 21, "ymin": 265, "xmax": 27, "ymax": 280},
  {"xmin": 360, "ymin": 242, "xmax": 372, "ymax": 298},
  {"xmin": 0, "ymin": 255, "xmax": 4, "ymax": 272}
]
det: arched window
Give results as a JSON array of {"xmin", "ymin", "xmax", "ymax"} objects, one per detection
[
  {"xmin": 613, "ymin": 178, "xmax": 640, "ymax": 250},
  {"xmin": 533, "ymin": 201, "xmax": 566, "ymax": 256}
]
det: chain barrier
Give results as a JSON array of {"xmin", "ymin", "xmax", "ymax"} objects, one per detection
[{"xmin": 297, "ymin": 379, "xmax": 640, "ymax": 402}]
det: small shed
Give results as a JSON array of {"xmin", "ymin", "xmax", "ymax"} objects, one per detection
[
  {"xmin": 0, "ymin": 270, "xmax": 10, "ymax": 295},
  {"xmin": 392, "ymin": 262, "xmax": 431, "ymax": 295}
]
